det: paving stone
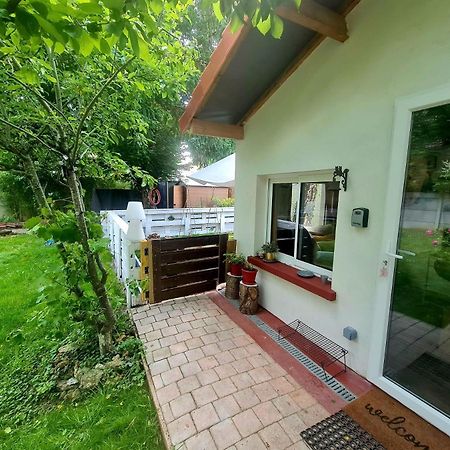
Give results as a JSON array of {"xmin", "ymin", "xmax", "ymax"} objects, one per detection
[
  {"xmin": 155, "ymin": 312, "xmax": 169, "ymax": 321},
  {"xmin": 140, "ymin": 315, "xmax": 156, "ymax": 325},
  {"xmin": 213, "ymin": 395, "xmax": 241, "ymax": 420},
  {"xmin": 233, "ymin": 335, "xmax": 252, "ymax": 347},
  {"xmin": 215, "ymin": 363, "xmax": 238, "ymax": 380},
  {"xmin": 273, "ymin": 394, "xmax": 301, "ymax": 418},
  {"xmin": 177, "ymin": 322, "xmax": 193, "ymax": 333},
  {"xmin": 149, "ymin": 358, "xmax": 170, "ymax": 376},
  {"xmin": 169, "ymin": 341, "xmax": 188, "ymax": 355},
  {"xmin": 178, "ymin": 375, "xmax": 201, "ymax": 394},
  {"xmin": 289, "ymin": 389, "xmax": 317, "ymax": 409},
  {"xmin": 157, "ymin": 382, "xmax": 180, "ymax": 405},
  {"xmin": 252, "ymin": 401, "xmax": 283, "ymax": 426},
  {"xmin": 153, "ymin": 347, "xmax": 171, "ymax": 362},
  {"xmin": 162, "ymin": 325, "xmax": 178, "ymax": 337},
  {"xmin": 265, "ymin": 363, "xmax": 286, "ymax": 379},
  {"xmin": 176, "ymin": 331, "xmax": 193, "ymax": 342},
  {"xmin": 160, "ymin": 335, "xmax": 177, "ymax": 347},
  {"xmin": 191, "ymin": 402, "xmax": 220, "ymax": 432},
  {"xmin": 136, "ymin": 323, "xmax": 153, "ymax": 335},
  {"xmin": 204, "ymin": 316, "xmax": 218, "ymax": 325},
  {"xmin": 180, "ymin": 361, "xmax": 202, "ymax": 377},
  {"xmin": 197, "ymin": 368, "xmax": 220, "ymax": 386},
  {"xmin": 167, "ymin": 413, "xmax": 196, "ymax": 445},
  {"xmin": 215, "ymin": 350, "xmax": 235, "ymax": 365},
  {"xmin": 231, "ymin": 359, "xmax": 254, "ymax": 374},
  {"xmin": 168, "ymin": 352, "xmax": 189, "ymax": 368},
  {"xmin": 217, "ymin": 339, "xmax": 237, "ymax": 351},
  {"xmin": 181, "ymin": 313, "xmax": 196, "ymax": 322},
  {"xmin": 270, "ymin": 376, "xmax": 296, "ymax": 395},
  {"xmin": 144, "ymin": 340, "xmax": 161, "ymax": 353},
  {"xmin": 245, "ymin": 343, "xmax": 263, "ymax": 355},
  {"xmin": 185, "ymin": 429, "xmax": 217, "ymax": 450},
  {"xmin": 235, "ymin": 433, "xmax": 267, "ymax": 450},
  {"xmin": 201, "ymin": 333, "xmax": 219, "ymax": 344},
  {"xmin": 167, "ymin": 316, "xmax": 182, "ymax": 326},
  {"xmin": 233, "ymin": 387, "xmax": 260, "ymax": 410},
  {"xmin": 279, "ymin": 413, "xmax": 308, "ymax": 443},
  {"xmin": 198, "ymin": 356, "xmax": 219, "ymax": 371},
  {"xmin": 210, "ymin": 418, "xmax": 241, "ymax": 450},
  {"xmin": 204, "ymin": 324, "xmax": 221, "ymax": 333},
  {"xmin": 248, "ymin": 367, "xmax": 271, "ymax": 384},
  {"xmin": 152, "ymin": 319, "xmax": 168, "ymax": 330},
  {"xmin": 248, "ymin": 354, "xmax": 269, "ymax": 368},
  {"xmin": 192, "ymin": 384, "xmax": 218, "ymax": 407},
  {"xmin": 185, "ymin": 347, "xmax": 205, "ymax": 362},
  {"xmin": 133, "ymin": 310, "xmax": 148, "ymax": 320},
  {"xmin": 231, "ymin": 372, "xmax": 254, "ymax": 390},
  {"xmin": 202, "ymin": 343, "xmax": 221, "ymax": 356},
  {"xmin": 161, "ymin": 367, "xmax": 183, "ymax": 386},
  {"xmin": 190, "ymin": 327, "xmax": 208, "ymax": 338},
  {"xmin": 170, "ymin": 392, "xmax": 196, "ymax": 419},
  {"xmin": 168, "ymin": 309, "xmax": 183, "ymax": 318},
  {"xmin": 252, "ymin": 381, "xmax": 278, "ymax": 402},
  {"xmin": 298, "ymin": 403, "xmax": 328, "ymax": 427},
  {"xmin": 161, "ymin": 402, "xmax": 174, "ymax": 423},
  {"xmin": 230, "ymin": 347, "xmax": 249, "ymax": 360},
  {"xmin": 144, "ymin": 330, "xmax": 163, "ymax": 342},
  {"xmin": 233, "ymin": 409, "xmax": 263, "ymax": 438},
  {"xmin": 258, "ymin": 422, "xmax": 293, "ymax": 450},
  {"xmin": 212, "ymin": 378, "xmax": 237, "ymax": 398},
  {"xmin": 191, "ymin": 319, "xmax": 206, "ymax": 329},
  {"xmin": 186, "ymin": 337, "xmax": 203, "ymax": 349}
]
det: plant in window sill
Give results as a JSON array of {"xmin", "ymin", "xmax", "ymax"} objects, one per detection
[
  {"xmin": 224, "ymin": 252, "xmax": 246, "ymax": 276},
  {"xmin": 242, "ymin": 261, "xmax": 258, "ymax": 285},
  {"xmin": 261, "ymin": 242, "xmax": 279, "ymax": 261}
]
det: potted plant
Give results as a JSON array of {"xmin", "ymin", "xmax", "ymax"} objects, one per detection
[
  {"xmin": 261, "ymin": 242, "xmax": 279, "ymax": 261},
  {"xmin": 224, "ymin": 252, "xmax": 246, "ymax": 276},
  {"xmin": 242, "ymin": 261, "xmax": 258, "ymax": 285}
]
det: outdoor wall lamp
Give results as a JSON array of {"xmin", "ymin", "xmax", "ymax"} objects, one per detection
[{"xmin": 333, "ymin": 166, "xmax": 349, "ymax": 191}]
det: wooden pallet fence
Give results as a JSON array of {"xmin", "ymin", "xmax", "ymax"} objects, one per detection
[{"xmin": 144, "ymin": 233, "xmax": 228, "ymax": 303}]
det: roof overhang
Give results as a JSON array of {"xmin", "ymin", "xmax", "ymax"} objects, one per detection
[{"xmin": 180, "ymin": 0, "xmax": 360, "ymax": 140}]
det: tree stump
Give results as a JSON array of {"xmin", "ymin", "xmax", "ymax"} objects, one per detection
[
  {"xmin": 225, "ymin": 273, "xmax": 241, "ymax": 299},
  {"xmin": 239, "ymin": 282, "xmax": 259, "ymax": 315}
]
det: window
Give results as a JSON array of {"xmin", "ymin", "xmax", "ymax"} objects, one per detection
[{"xmin": 269, "ymin": 176, "xmax": 340, "ymax": 274}]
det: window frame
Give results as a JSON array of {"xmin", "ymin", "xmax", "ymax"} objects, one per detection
[{"xmin": 266, "ymin": 170, "xmax": 337, "ymax": 278}]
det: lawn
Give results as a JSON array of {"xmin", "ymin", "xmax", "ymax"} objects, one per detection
[{"xmin": 0, "ymin": 234, "xmax": 164, "ymax": 450}]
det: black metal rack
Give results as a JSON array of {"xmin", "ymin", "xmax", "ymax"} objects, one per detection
[{"xmin": 278, "ymin": 319, "xmax": 348, "ymax": 381}]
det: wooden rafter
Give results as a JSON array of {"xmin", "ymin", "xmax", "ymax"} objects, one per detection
[
  {"xmin": 189, "ymin": 119, "xmax": 244, "ymax": 140},
  {"xmin": 179, "ymin": 23, "xmax": 250, "ymax": 133},
  {"xmin": 276, "ymin": 0, "xmax": 348, "ymax": 43}
]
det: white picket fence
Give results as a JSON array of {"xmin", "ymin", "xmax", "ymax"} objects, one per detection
[{"xmin": 101, "ymin": 205, "xmax": 235, "ymax": 307}]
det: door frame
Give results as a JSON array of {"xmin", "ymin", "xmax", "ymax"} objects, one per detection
[{"xmin": 367, "ymin": 83, "xmax": 450, "ymax": 435}]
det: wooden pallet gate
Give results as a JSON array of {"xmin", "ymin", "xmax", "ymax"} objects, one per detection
[{"xmin": 141, "ymin": 233, "xmax": 228, "ymax": 304}]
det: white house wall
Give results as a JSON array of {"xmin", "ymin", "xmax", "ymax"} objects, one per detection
[{"xmin": 234, "ymin": 0, "xmax": 450, "ymax": 376}]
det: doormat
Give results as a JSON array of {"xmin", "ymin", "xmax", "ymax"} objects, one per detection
[
  {"xmin": 301, "ymin": 410, "xmax": 385, "ymax": 450},
  {"xmin": 343, "ymin": 387, "xmax": 450, "ymax": 450}
]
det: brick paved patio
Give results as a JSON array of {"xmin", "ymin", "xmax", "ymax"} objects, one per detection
[{"xmin": 133, "ymin": 294, "xmax": 329, "ymax": 449}]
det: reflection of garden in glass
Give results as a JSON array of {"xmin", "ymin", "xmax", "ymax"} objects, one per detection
[{"xmin": 393, "ymin": 228, "xmax": 450, "ymax": 328}]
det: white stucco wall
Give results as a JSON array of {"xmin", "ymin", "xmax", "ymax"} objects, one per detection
[{"xmin": 234, "ymin": 0, "xmax": 450, "ymax": 376}]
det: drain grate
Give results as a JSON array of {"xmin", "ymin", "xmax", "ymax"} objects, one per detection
[{"xmin": 222, "ymin": 293, "xmax": 356, "ymax": 402}]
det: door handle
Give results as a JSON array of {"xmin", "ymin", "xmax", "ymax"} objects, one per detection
[
  {"xmin": 398, "ymin": 249, "xmax": 416, "ymax": 257},
  {"xmin": 386, "ymin": 251, "xmax": 403, "ymax": 260}
]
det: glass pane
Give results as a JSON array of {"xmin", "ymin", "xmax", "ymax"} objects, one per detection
[
  {"xmin": 271, "ymin": 183, "xmax": 299, "ymax": 257},
  {"xmin": 298, "ymin": 182, "xmax": 340, "ymax": 270},
  {"xmin": 384, "ymin": 103, "xmax": 450, "ymax": 417}
]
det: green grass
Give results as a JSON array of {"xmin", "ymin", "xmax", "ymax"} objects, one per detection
[
  {"xmin": 0, "ymin": 234, "xmax": 164, "ymax": 450},
  {"xmin": 393, "ymin": 229, "xmax": 450, "ymax": 328}
]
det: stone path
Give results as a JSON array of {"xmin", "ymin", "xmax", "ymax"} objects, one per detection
[{"xmin": 133, "ymin": 294, "xmax": 328, "ymax": 450}]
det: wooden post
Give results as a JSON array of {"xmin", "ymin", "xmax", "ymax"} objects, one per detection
[
  {"xmin": 239, "ymin": 282, "xmax": 259, "ymax": 315},
  {"xmin": 149, "ymin": 238, "xmax": 162, "ymax": 304},
  {"xmin": 218, "ymin": 233, "xmax": 228, "ymax": 283},
  {"xmin": 225, "ymin": 273, "xmax": 241, "ymax": 299}
]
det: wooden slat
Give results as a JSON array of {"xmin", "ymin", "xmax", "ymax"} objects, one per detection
[
  {"xmin": 218, "ymin": 233, "xmax": 228, "ymax": 283},
  {"xmin": 161, "ymin": 268, "xmax": 218, "ymax": 290},
  {"xmin": 163, "ymin": 257, "xmax": 219, "ymax": 276},
  {"xmin": 160, "ymin": 279, "xmax": 218, "ymax": 301},
  {"xmin": 276, "ymin": 0, "xmax": 348, "ymax": 43},
  {"xmin": 161, "ymin": 246, "xmax": 220, "ymax": 264},
  {"xmin": 179, "ymin": 23, "xmax": 250, "ymax": 133},
  {"xmin": 150, "ymin": 239, "xmax": 162, "ymax": 303},
  {"xmin": 160, "ymin": 234, "xmax": 220, "ymax": 251},
  {"xmin": 189, "ymin": 119, "xmax": 244, "ymax": 140}
]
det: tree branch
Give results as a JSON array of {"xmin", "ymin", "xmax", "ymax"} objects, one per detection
[
  {"xmin": 72, "ymin": 56, "xmax": 136, "ymax": 160},
  {"xmin": 95, "ymin": 253, "xmax": 108, "ymax": 286},
  {"xmin": 0, "ymin": 117, "xmax": 65, "ymax": 158}
]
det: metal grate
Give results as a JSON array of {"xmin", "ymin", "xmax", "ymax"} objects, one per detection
[
  {"xmin": 301, "ymin": 411, "xmax": 385, "ymax": 450},
  {"xmin": 278, "ymin": 319, "xmax": 348, "ymax": 381},
  {"xmin": 219, "ymin": 291, "xmax": 356, "ymax": 402}
]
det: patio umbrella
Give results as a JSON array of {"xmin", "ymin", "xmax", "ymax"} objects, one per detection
[{"xmin": 187, "ymin": 153, "xmax": 235, "ymax": 187}]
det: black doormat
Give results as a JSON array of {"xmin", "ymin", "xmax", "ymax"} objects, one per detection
[{"xmin": 301, "ymin": 411, "xmax": 386, "ymax": 450}]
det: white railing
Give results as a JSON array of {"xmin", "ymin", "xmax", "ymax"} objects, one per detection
[
  {"xmin": 101, "ymin": 204, "xmax": 235, "ymax": 307},
  {"xmin": 104, "ymin": 207, "xmax": 234, "ymax": 237}
]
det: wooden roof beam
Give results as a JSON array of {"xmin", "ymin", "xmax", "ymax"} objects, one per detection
[
  {"xmin": 276, "ymin": 0, "xmax": 348, "ymax": 42},
  {"xmin": 188, "ymin": 119, "xmax": 244, "ymax": 140}
]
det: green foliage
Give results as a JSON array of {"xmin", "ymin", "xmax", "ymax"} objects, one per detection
[
  {"xmin": 0, "ymin": 234, "xmax": 160, "ymax": 448},
  {"xmin": 224, "ymin": 252, "xmax": 246, "ymax": 264},
  {"xmin": 212, "ymin": 196, "xmax": 234, "ymax": 207},
  {"xmin": 185, "ymin": 135, "xmax": 235, "ymax": 168},
  {"xmin": 261, "ymin": 241, "xmax": 279, "ymax": 253}
]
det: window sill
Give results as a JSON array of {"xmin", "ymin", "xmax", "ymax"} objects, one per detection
[{"xmin": 248, "ymin": 256, "xmax": 336, "ymax": 301}]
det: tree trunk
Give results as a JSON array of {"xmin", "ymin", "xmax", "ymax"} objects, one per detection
[
  {"xmin": 66, "ymin": 168, "xmax": 115, "ymax": 354},
  {"xmin": 22, "ymin": 155, "xmax": 49, "ymax": 211}
]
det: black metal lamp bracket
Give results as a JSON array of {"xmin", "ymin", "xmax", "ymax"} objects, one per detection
[{"xmin": 333, "ymin": 166, "xmax": 349, "ymax": 191}]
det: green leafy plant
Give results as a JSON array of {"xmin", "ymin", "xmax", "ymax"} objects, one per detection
[
  {"xmin": 261, "ymin": 241, "xmax": 279, "ymax": 253},
  {"xmin": 212, "ymin": 197, "xmax": 235, "ymax": 207},
  {"xmin": 224, "ymin": 252, "xmax": 246, "ymax": 265}
]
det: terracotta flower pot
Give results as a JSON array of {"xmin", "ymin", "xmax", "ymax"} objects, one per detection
[
  {"xmin": 230, "ymin": 263, "xmax": 243, "ymax": 276},
  {"xmin": 242, "ymin": 268, "xmax": 258, "ymax": 285}
]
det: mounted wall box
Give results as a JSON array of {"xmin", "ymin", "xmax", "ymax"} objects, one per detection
[
  {"xmin": 343, "ymin": 326, "xmax": 358, "ymax": 341},
  {"xmin": 351, "ymin": 208, "xmax": 369, "ymax": 227}
]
